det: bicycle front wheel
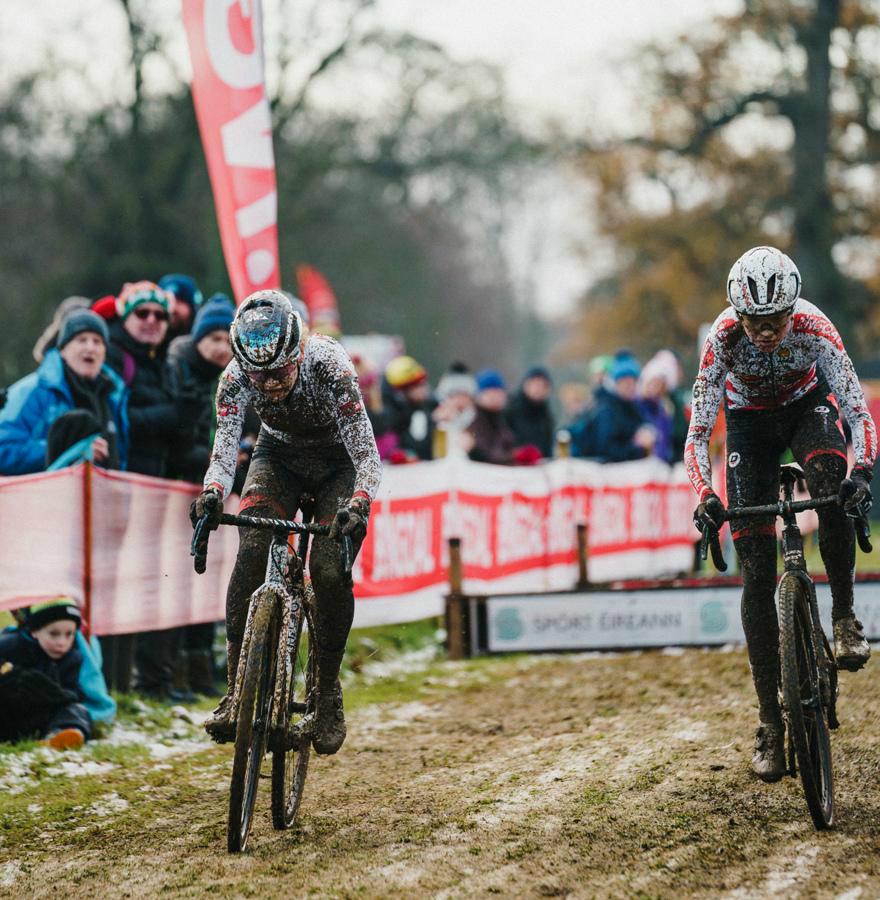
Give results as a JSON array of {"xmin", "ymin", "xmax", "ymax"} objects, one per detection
[
  {"xmin": 228, "ymin": 597, "xmax": 278, "ymax": 853},
  {"xmin": 271, "ymin": 600, "xmax": 314, "ymax": 829},
  {"xmin": 778, "ymin": 572, "xmax": 834, "ymax": 830}
]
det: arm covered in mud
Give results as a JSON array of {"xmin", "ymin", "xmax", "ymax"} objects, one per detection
[
  {"xmin": 316, "ymin": 340, "xmax": 382, "ymax": 502},
  {"xmin": 202, "ymin": 363, "xmax": 249, "ymax": 498},
  {"xmin": 811, "ymin": 317, "xmax": 878, "ymax": 470},
  {"xmin": 684, "ymin": 329, "xmax": 728, "ymax": 501}
]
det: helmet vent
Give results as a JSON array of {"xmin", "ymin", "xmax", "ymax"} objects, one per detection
[
  {"xmin": 747, "ymin": 276, "xmax": 760, "ymax": 306},
  {"xmin": 766, "ymin": 274, "xmax": 776, "ymax": 303}
]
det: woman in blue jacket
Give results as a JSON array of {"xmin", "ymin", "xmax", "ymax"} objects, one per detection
[{"xmin": 0, "ymin": 310, "xmax": 128, "ymax": 475}]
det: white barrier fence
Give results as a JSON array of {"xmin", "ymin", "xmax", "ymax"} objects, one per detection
[{"xmin": 0, "ymin": 458, "xmax": 699, "ymax": 633}]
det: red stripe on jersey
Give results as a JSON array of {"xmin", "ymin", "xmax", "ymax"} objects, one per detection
[{"xmin": 792, "ymin": 313, "xmax": 844, "ymax": 350}]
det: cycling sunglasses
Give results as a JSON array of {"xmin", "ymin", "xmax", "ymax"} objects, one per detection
[
  {"xmin": 133, "ymin": 306, "xmax": 170, "ymax": 322},
  {"xmin": 739, "ymin": 310, "xmax": 793, "ymax": 333},
  {"xmin": 247, "ymin": 361, "xmax": 298, "ymax": 385}
]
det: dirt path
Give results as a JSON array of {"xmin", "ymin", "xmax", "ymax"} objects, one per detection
[{"xmin": 5, "ymin": 647, "xmax": 880, "ymax": 898}]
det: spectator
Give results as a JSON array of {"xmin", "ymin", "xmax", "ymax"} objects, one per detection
[
  {"xmin": 467, "ymin": 369, "xmax": 517, "ymax": 465},
  {"xmin": 0, "ymin": 311, "xmax": 128, "ymax": 475},
  {"xmin": 166, "ymin": 294, "xmax": 235, "ymax": 483},
  {"xmin": 380, "ymin": 355, "xmax": 436, "ymax": 462},
  {"xmin": 505, "ymin": 365, "xmax": 555, "ymax": 458},
  {"xmin": 106, "ymin": 281, "xmax": 195, "ymax": 696},
  {"xmin": 31, "ymin": 295, "xmax": 92, "ymax": 364},
  {"xmin": 637, "ymin": 351, "xmax": 677, "ymax": 463},
  {"xmin": 166, "ymin": 293, "xmax": 235, "ymax": 697},
  {"xmin": 433, "ymin": 362, "xmax": 477, "ymax": 458},
  {"xmin": 587, "ymin": 355, "xmax": 656, "ymax": 462},
  {"xmin": 0, "ymin": 600, "xmax": 113, "ymax": 749},
  {"xmin": 158, "ymin": 273, "xmax": 203, "ymax": 340}
]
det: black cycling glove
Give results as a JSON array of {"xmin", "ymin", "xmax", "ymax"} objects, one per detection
[
  {"xmin": 693, "ymin": 491, "xmax": 726, "ymax": 533},
  {"xmin": 329, "ymin": 495, "xmax": 370, "ymax": 543},
  {"xmin": 190, "ymin": 486, "xmax": 223, "ymax": 529},
  {"xmin": 840, "ymin": 465, "xmax": 873, "ymax": 516}
]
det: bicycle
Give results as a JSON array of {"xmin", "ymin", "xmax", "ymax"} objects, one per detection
[
  {"xmin": 698, "ymin": 463, "xmax": 872, "ymax": 830},
  {"xmin": 191, "ymin": 508, "xmax": 353, "ymax": 852}
]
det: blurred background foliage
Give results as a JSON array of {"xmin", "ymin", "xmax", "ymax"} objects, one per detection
[{"xmin": 3, "ymin": 0, "xmax": 880, "ymax": 385}]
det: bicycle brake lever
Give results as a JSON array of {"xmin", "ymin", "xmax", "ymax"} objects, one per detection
[
  {"xmin": 342, "ymin": 535, "xmax": 353, "ymax": 575},
  {"xmin": 699, "ymin": 527, "xmax": 709, "ymax": 562},
  {"xmin": 709, "ymin": 530, "xmax": 728, "ymax": 573},
  {"xmin": 191, "ymin": 515, "xmax": 211, "ymax": 574},
  {"xmin": 854, "ymin": 515, "xmax": 873, "ymax": 554}
]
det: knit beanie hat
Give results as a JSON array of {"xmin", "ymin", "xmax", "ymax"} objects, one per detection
[
  {"xmin": 158, "ymin": 273, "xmax": 203, "ymax": 311},
  {"xmin": 26, "ymin": 598, "xmax": 82, "ymax": 632},
  {"xmin": 475, "ymin": 368, "xmax": 506, "ymax": 392},
  {"xmin": 436, "ymin": 363, "xmax": 477, "ymax": 401},
  {"xmin": 385, "ymin": 356, "xmax": 428, "ymax": 390},
  {"xmin": 58, "ymin": 310, "xmax": 109, "ymax": 350},
  {"xmin": 610, "ymin": 356, "xmax": 641, "ymax": 382},
  {"xmin": 91, "ymin": 295, "xmax": 118, "ymax": 321},
  {"xmin": 116, "ymin": 282, "xmax": 171, "ymax": 320},
  {"xmin": 192, "ymin": 294, "xmax": 236, "ymax": 344},
  {"xmin": 523, "ymin": 365, "xmax": 552, "ymax": 384}
]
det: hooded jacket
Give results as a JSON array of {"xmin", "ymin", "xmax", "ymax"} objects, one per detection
[{"xmin": 0, "ymin": 349, "xmax": 128, "ymax": 475}]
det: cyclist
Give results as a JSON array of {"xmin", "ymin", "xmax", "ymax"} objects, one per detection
[
  {"xmin": 685, "ymin": 246, "xmax": 876, "ymax": 782},
  {"xmin": 191, "ymin": 290, "xmax": 381, "ymax": 755}
]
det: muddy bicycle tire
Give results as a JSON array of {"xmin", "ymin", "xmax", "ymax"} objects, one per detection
[
  {"xmin": 271, "ymin": 603, "xmax": 314, "ymax": 829},
  {"xmin": 778, "ymin": 573, "xmax": 834, "ymax": 830},
  {"xmin": 227, "ymin": 599, "xmax": 278, "ymax": 852}
]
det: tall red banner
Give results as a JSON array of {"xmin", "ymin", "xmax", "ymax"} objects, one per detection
[{"xmin": 182, "ymin": 0, "xmax": 280, "ymax": 302}]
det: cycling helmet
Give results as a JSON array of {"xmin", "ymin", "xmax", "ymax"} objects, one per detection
[
  {"xmin": 727, "ymin": 246, "xmax": 801, "ymax": 316},
  {"xmin": 230, "ymin": 290, "xmax": 303, "ymax": 371}
]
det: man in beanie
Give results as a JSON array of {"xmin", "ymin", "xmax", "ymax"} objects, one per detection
[
  {"xmin": 159, "ymin": 273, "xmax": 204, "ymax": 340},
  {"xmin": 0, "ymin": 599, "xmax": 92, "ymax": 749},
  {"xmin": 0, "ymin": 309, "xmax": 128, "ymax": 474},
  {"xmin": 166, "ymin": 294, "xmax": 236, "ymax": 697},
  {"xmin": 466, "ymin": 369, "xmax": 517, "ymax": 465},
  {"xmin": 589, "ymin": 354, "xmax": 656, "ymax": 463},
  {"xmin": 505, "ymin": 365, "xmax": 556, "ymax": 459},
  {"xmin": 106, "ymin": 281, "xmax": 198, "ymax": 696}
]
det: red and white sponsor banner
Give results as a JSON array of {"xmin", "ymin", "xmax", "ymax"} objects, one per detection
[
  {"xmin": 0, "ymin": 459, "xmax": 696, "ymax": 632},
  {"xmin": 182, "ymin": 0, "xmax": 280, "ymax": 302}
]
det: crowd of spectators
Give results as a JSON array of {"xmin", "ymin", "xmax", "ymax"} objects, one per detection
[{"xmin": 0, "ymin": 280, "xmax": 693, "ymax": 733}]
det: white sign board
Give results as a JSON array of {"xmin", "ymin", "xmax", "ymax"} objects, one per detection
[{"xmin": 486, "ymin": 583, "xmax": 880, "ymax": 652}]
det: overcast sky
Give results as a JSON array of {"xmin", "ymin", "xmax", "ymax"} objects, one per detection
[{"xmin": 2, "ymin": 0, "xmax": 741, "ymax": 315}]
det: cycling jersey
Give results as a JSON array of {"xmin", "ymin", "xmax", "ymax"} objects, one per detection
[
  {"xmin": 685, "ymin": 298, "xmax": 877, "ymax": 500},
  {"xmin": 204, "ymin": 333, "xmax": 381, "ymax": 502}
]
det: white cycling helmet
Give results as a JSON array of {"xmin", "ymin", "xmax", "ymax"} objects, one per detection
[
  {"xmin": 726, "ymin": 246, "xmax": 801, "ymax": 316},
  {"xmin": 230, "ymin": 289, "xmax": 303, "ymax": 371}
]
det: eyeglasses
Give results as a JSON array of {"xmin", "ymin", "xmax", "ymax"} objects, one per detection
[
  {"xmin": 247, "ymin": 362, "xmax": 298, "ymax": 385},
  {"xmin": 133, "ymin": 307, "xmax": 170, "ymax": 323}
]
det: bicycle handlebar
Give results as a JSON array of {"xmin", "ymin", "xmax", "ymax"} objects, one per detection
[
  {"xmin": 697, "ymin": 493, "xmax": 873, "ymax": 571},
  {"xmin": 190, "ymin": 512, "xmax": 353, "ymax": 576}
]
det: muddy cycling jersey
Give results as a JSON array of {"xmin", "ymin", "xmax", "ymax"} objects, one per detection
[
  {"xmin": 204, "ymin": 333, "xmax": 381, "ymax": 502},
  {"xmin": 685, "ymin": 297, "xmax": 877, "ymax": 500}
]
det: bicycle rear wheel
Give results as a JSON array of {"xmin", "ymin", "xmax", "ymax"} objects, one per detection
[
  {"xmin": 271, "ymin": 601, "xmax": 315, "ymax": 829},
  {"xmin": 228, "ymin": 597, "xmax": 278, "ymax": 852},
  {"xmin": 778, "ymin": 573, "xmax": 834, "ymax": 830}
]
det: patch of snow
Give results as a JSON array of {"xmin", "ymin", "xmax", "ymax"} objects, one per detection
[
  {"xmin": 356, "ymin": 701, "xmax": 441, "ymax": 733},
  {"xmin": 27, "ymin": 803, "xmax": 41, "ymax": 814},
  {"xmin": 353, "ymin": 644, "xmax": 440, "ymax": 683},
  {"xmin": 1, "ymin": 862, "xmax": 21, "ymax": 887},
  {"xmin": 673, "ymin": 721, "xmax": 709, "ymax": 743},
  {"xmin": 661, "ymin": 646, "xmax": 686, "ymax": 656},
  {"xmin": 147, "ymin": 738, "xmax": 207, "ymax": 760},
  {"xmin": 836, "ymin": 889, "xmax": 863, "ymax": 900},
  {"xmin": 88, "ymin": 792, "xmax": 129, "ymax": 817}
]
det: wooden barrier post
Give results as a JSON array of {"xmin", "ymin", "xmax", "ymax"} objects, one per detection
[
  {"xmin": 81, "ymin": 462, "xmax": 93, "ymax": 638},
  {"xmin": 445, "ymin": 537, "xmax": 467, "ymax": 659},
  {"xmin": 556, "ymin": 428, "xmax": 571, "ymax": 459},
  {"xmin": 576, "ymin": 523, "xmax": 589, "ymax": 589}
]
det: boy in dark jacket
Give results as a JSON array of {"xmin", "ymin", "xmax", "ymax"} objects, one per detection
[
  {"xmin": 505, "ymin": 365, "xmax": 555, "ymax": 458},
  {"xmin": 0, "ymin": 600, "xmax": 92, "ymax": 749}
]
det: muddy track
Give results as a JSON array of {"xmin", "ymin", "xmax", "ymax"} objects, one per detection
[{"xmin": 6, "ymin": 648, "xmax": 880, "ymax": 898}]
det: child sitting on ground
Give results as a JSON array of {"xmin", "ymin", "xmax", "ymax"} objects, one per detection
[{"xmin": 0, "ymin": 599, "xmax": 95, "ymax": 750}]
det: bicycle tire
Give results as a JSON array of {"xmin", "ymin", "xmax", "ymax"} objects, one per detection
[
  {"xmin": 271, "ymin": 602, "xmax": 314, "ymax": 829},
  {"xmin": 778, "ymin": 573, "xmax": 834, "ymax": 830},
  {"xmin": 227, "ymin": 598, "xmax": 278, "ymax": 852}
]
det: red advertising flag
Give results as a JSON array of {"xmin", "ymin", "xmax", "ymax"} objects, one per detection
[
  {"xmin": 182, "ymin": 0, "xmax": 280, "ymax": 302},
  {"xmin": 296, "ymin": 264, "xmax": 341, "ymax": 334}
]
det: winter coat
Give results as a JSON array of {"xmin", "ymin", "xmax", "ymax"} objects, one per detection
[
  {"xmin": 585, "ymin": 385, "xmax": 649, "ymax": 463},
  {"xmin": 467, "ymin": 405, "xmax": 517, "ymax": 465},
  {"xmin": 106, "ymin": 320, "xmax": 192, "ymax": 477},
  {"xmin": 0, "ymin": 349, "xmax": 128, "ymax": 476},
  {"xmin": 165, "ymin": 336, "xmax": 225, "ymax": 484},
  {"xmin": 0, "ymin": 627, "xmax": 115, "ymax": 726},
  {"xmin": 636, "ymin": 396, "xmax": 674, "ymax": 463},
  {"xmin": 505, "ymin": 390, "xmax": 555, "ymax": 458}
]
